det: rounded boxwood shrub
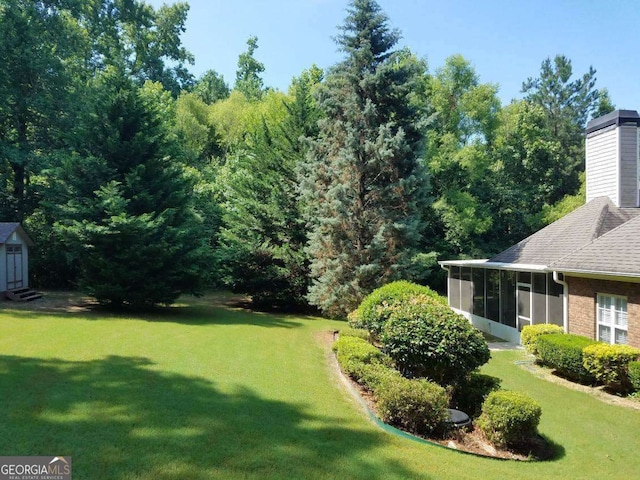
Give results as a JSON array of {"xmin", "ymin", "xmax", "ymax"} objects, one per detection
[
  {"xmin": 348, "ymin": 280, "xmax": 445, "ymax": 334},
  {"xmin": 536, "ymin": 333, "xmax": 597, "ymax": 383},
  {"xmin": 380, "ymin": 295, "xmax": 490, "ymax": 385},
  {"xmin": 582, "ymin": 343, "xmax": 640, "ymax": 393},
  {"xmin": 521, "ymin": 324, "xmax": 564, "ymax": 355},
  {"xmin": 376, "ymin": 376, "xmax": 449, "ymax": 436},
  {"xmin": 451, "ymin": 372, "xmax": 502, "ymax": 419},
  {"xmin": 477, "ymin": 390, "xmax": 542, "ymax": 448},
  {"xmin": 629, "ymin": 361, "xmax": 640, "ymax": 392}
]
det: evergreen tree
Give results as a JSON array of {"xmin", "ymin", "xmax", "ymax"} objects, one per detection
[
  {"xmin": 521, "ymin": 55, "xmax": 602, "ymax": 196},
  {"xmin": 55, "ymin": 70, "xmax": 211, "ymax": 308},
  {"xmin": 300, "ymin": 0, "xmax": 429, "ymax": 318},
  {"xmin": 235, "ymin": 36, "xmax": 265, "ymax": 101},
  {"xmin": 219, "ymin": 68, "xmax": 322, "ymax": 309}
]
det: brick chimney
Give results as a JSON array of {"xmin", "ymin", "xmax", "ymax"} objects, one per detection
[{"xmin": 585, "ymin": 109, "xmax": 640, "ymax": 207}]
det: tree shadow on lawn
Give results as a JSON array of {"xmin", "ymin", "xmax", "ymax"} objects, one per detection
[
  {"xmin": 0, "ymin": 355, "xmax": 419, "ymax": 479},
  {"xmin": 2, "ymin": 302, "xmax": 304, "ymax": 329}
]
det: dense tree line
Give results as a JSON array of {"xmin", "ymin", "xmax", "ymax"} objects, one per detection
[{"xmin": 0, "ymin": 0, "xmax": 612, "ymax": 314}]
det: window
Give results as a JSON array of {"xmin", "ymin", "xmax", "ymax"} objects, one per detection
[{"xmin": 597, "ymin": 294, "xmax": 628, "ymax": 345}]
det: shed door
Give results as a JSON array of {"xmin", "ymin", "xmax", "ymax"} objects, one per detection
[{"xmin": 6, "ymin": 245, "xmax": 23, "ymax": 290}]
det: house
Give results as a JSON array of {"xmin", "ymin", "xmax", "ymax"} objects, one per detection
[
  {"xmin": 439, "ymin": 109, "xmax": 640, "ymax": 348},
  {"xmin": 0, "ymin": 223, "xmax": 35, "ymax": 294}
]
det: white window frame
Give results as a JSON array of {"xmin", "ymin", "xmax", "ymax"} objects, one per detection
[{"xmin": 596, "ymin": 293, "xmax": 628, "ymax": 345}]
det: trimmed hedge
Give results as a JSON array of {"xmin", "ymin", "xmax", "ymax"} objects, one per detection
[
  {"xmin": 332, "ymin": 334, "xmax": 448, "ymax": 436},
  {"xmin": 348, "ymin": 280, "xmax": 445, "ymax": 334},
  {"xmin": 629, "ymin": 361, "xmax": 640, "ymax": 392},
  {"xmin": 451, "ymin": 373, "xmax": 502, "ymax": 419},
  {"xmin": 346, "ymin": 360, "xmax": 403, "ymax": 392},
  {"xmin": 338, "ymin": 327, "xmax": 371, "ymax": 341},
  {"xmin": 536, "ymin": 333, "xmax": 597, "ymax": 383},
  {"xmin": 521, "ymin": 324, "xmax": 564, "ymax": 355},
  {"xmin": 376, "ymin": 376, "xmax": 449, "ymax": 436},
  {"xmin": 381, "ymin": 295, "xmax": 490, "ymax": 385},
  {"xmin": 477, "ymin": 390, "xmax": 542, "ymax": 448},
  {"xmin": 582, "ymin": 343, "xmax": 640, "ymax": 392},
  {"xmin": 331, "ymin": 336, "xmax": 386, "ymax": 368}
]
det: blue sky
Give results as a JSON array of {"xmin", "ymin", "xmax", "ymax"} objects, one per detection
[{"xmin": 147, "ymin": 0, "xmax": 640, "ymax": 109}]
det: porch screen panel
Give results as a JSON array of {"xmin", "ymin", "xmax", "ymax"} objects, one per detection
[
  {"xmin": 460, "ymin": 267, "xmax": 473, "ymax": 313},
  {"xmin": 486, "ymin": 270, "xmax": 500, "ymax": 322},
  {"xmin": 548, "ymin": 275, "xmax": 564, "ymax": 327},
  {"xmin": 472, "ymin": 268, "xmax": 485, "ymax": 317},
  {"xmin": 532, "ymin": 273, "xmax": 547, "ymax": 324},
  {"xmin": 500, "ymin": 270, "xmax": 516, "ymax": 327},
  {"xmin": 449, "ymin": 266, "xmax": 460, "ymax": 310}
]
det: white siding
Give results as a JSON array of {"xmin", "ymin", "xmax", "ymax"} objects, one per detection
[
  {"xmin": 619, "ymin": 125, "xmax": 639, "ymax": 207},
  {"xmin": 586, "ymin": 126, "xmax": 618, "ymax": 204}
]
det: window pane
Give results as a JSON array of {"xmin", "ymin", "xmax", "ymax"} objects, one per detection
[
  {"xmin": 473, "ymin": 269, "xmax": 485, "ymax": 317},
  {"xmin": 532, "ymin": 273, "xmax": 547, "ymax": 325},
  {"xmin": 460, "ymin": 268, "xmax": 473, "ymax": 313},
  {"xmin": 616, "ymin": 309, "xmax": 628, "ymax": 328},
  {"xmin": 599, "ymin": 307, "xmax": 612, "ymax": 325},
  {"xmin": 500, "ymin": 270, "xmax": 516, "ymax": 327},
  {"xmin": 517, "ymin": 271, "xmax": 531, "ymax": 284},
  {"xmin": 548, "ymin": 274, "xmax": 564, "ymax": 327},
  {"xmin": 599, "ymin": 325, "xmax": 611, "ymax": 344},
  {"xmin": 486, "ymin": 270, "xmax": 500, "ymax": 322},
  {"xmin": 615, "ymin": 329, "xmax": 628, "ymax": 345}
]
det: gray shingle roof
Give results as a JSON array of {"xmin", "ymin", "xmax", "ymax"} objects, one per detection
[
  {"xmin": 489, "ymin": 197, "xmax": 640, "ymax": 265},
  {"xmin": 550, "ymin": 214, "xmax": 640, "ymax": 275},
  {"xmin": 0, "ymin": 223, "xmax": 34, "ymax": 246}
]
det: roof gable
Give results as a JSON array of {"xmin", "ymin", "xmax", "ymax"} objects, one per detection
[
  {"xmin": 488, "ymin": 197, "xmax": 640, "ymax": 265},
  {"xmin": 551, "ymin": 213, "xmax": 640, "ymax": 276},
  {"xmin": 0, "ymin": 223, "xmax": 34, "ymax": 246}
]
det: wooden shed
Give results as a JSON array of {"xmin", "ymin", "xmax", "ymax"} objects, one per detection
[{"xmin": 0, "ymin": 223, "xmax": 35, "ymax": 294}]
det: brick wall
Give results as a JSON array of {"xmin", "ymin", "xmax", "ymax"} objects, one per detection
[{"xmin": 567, "ymin": 277, "xmax": 640, "ymax": 348}]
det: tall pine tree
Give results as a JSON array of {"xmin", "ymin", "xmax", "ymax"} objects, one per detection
[{"xmin": 300, "ymin": 0, "xmax": 429, "ymax": 318}]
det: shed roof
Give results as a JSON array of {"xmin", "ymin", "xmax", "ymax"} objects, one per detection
[
  {"xmin": 488, "ymin": 197, "xmax": 640, "ymax": 265},
  {"xmin": 0, "ymin": 223, "xmax": 35, "ymax": 246}
]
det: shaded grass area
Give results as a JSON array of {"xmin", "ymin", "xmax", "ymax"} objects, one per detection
[{"xmin": 0, "ymin": 293, "xmax": 639, "ymax": 479}]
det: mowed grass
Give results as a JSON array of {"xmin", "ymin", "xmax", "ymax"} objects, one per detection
[{"xmin": 0, "ymin": 293, "xmax": 639, "ymax": 479}]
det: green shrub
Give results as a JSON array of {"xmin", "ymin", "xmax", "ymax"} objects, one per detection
[
  {"xmin": 451, "ymin": 373, "xmax": 502, "ymax": 418},
  {"xmin": 349, "ymin": 280, "xmax": 445, "ymax": 334},
  {"xmin": 380, "ymin": 295, "xmax": 490, "ymax": 385},
  {"xmin": 521, "ymin": 324, "xmax": 564, "ymax": 355},
  {"xmin": 582, "ymin": 343, "xmax": 640, "ymax": 392},
  {"xmin": 376, "ymin": 376, "xmax": 449, "ymax": 436},
  {"xmin": 331, "ymin": 336, "xmax": 385, "ymax": 367},
  {"xmin": 347, "ymin": 360, "xmax": 403, "ymax": 392},
  {"xmin": 338, "ymin": 327, "xmax": 371, "ymax": 341},
  {"xmin": 477, "ymin": 390, "xmax": 542, "ymax": 448},
  {"xmin": 629, "ymin": 361, "xmax": 640, "ymax": 392},
  {"xmin": 536, "ymin": 333, "xmax": 597, "ymax": 383}
]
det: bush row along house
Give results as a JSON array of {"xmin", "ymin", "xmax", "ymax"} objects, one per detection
[{"xmin": 440, "ymin": 110, "xmax": 640, "ymax": 348}]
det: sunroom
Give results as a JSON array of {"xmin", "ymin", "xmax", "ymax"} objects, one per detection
[{"xmin": 441, "ymin": 260, "xmax": 564, "ymax": 344}]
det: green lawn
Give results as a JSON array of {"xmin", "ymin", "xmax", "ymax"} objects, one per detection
[{"xmin": 0, "ymin": 293, "xmax": 639, "ymax": 479}]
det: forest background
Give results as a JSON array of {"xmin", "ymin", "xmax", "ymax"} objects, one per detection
[{"xmin": 0, "ymin": 0, "xmax": 615, "ymax": 316}]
